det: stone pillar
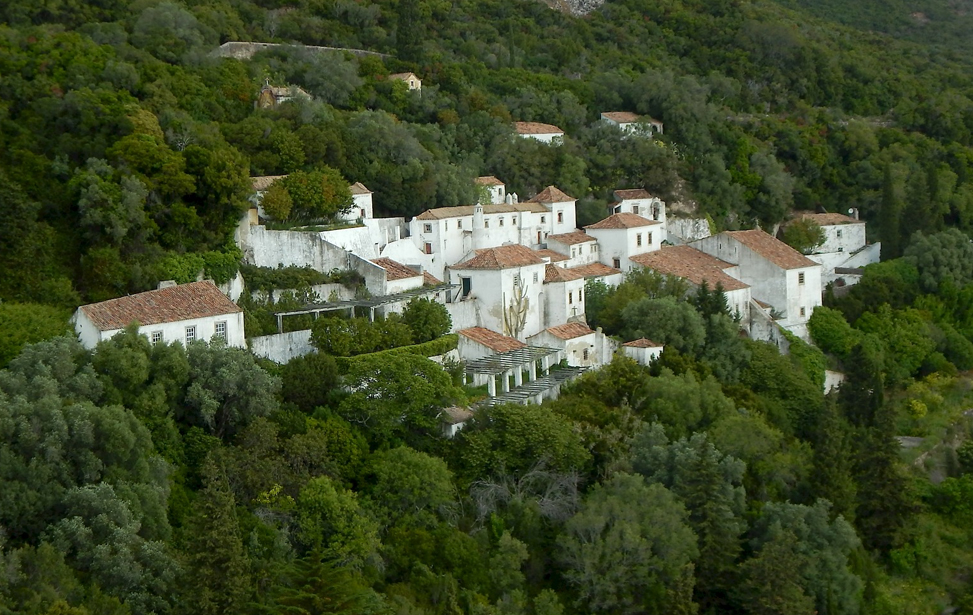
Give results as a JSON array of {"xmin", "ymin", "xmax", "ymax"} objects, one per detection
[
  {"xmin": 529, "ymin": 361, "xmax": 537, "ymax": 381},
  {"xmin": 488, "ymin": 375, "xmax": 497, "ymax": 397},
  {"xmin": 514, "ymin": 368, "xmax": 523, "ymax": 387},
  {"xmin": 502, "ymin": 370, "xmax": 511, "ymax": 393}
]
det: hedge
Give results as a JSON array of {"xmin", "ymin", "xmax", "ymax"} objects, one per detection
[{"xmin": 335, "ymin": 334, "xmax": 458, "ymax": 371}]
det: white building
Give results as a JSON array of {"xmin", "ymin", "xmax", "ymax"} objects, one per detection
[
  {"xmin": 528, "ymin": 322, "xmax": 614, "ymax": 368},
  {"xmin": 788, "ymin": 211, "xmax": 879, "ymax": 287},
  {"xmin": 514, "ymin": 121, "xmax": 564, "ymax": 144},
  {"xmin": 611, "ymin": 190, "xmax": 667, "ymax": 242},
  {"xmin": 389, "ymin": 72, "xmax": 421, "ymax": 91},
  {"xmin": 584, "ymin": 213, "xmax": 663, "ymax": 272},
  {"xmin": 475, "ymin": 176, "xmax": 506, "ymax": 205},
  {"xmin": 543, "ymin": 264, "xmax": 587, "ymax": 325},
  {"xmin": 448, "ymin": 245, "xmax": 548, "ymax": 340},
  {"xmin": 338, "ymin": 182, "xmax": 373, "ymax": 222},
  {"xmin": 600, "ymin": 111, "xmax": 664, "ymax": 136},
  {"xmin": 630, "ymin": 245, "xmax": 752, "ymax": 326},
  {"xmin": 621, "ymin": 338, "xmax": 664, "ymax": 365},
  {"xmin": 72, "ymin": 281, "xmax": 245, "ymax": 350},
  {"xmin": 545, "ymin": 231, "xmax": 599, "ymax": 267},
  {"xmin": 692, "ymin": 230, "xmax": 822, "ymax": 340}
]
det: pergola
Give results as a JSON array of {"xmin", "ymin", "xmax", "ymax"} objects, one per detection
[
  {"xmin": 271, "ymin": 283, "xmax": 455, "ymax": 332},
  {"xmin": 464, "ymin": 345, "xmax": 561, "ymax": 397},
  {"xmin": 473, "ymin": 366, "xmax": 587, "ymax": 408}
]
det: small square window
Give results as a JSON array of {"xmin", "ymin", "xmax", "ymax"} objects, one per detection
[
  {"xmin": 512, "ymin": 217, "xmax": 517, "ymax": 224},
  {"xmin": 458, "ymin": 220, "xmax": 463, "ymax": 229},
  {"xmin": 513, "ymin": 273, "xmax": 521, "ymax": 286},
  {"xmin": 499, "ymin": 218, "xmax": 504, "ymax": 226},
  {"xmin": 151, "ymin": 331, "xmax": 163, "ymax": 344},
  {"xmin": 637, "ymin": 233, "xmax": 642, "ymax": 247},
  {"xmin": 485, "ymin": 220, "xmax": 490, "ymax": 228},
  {"xmin": 613, "ymin": 258, "xmax": 621, "ymax": 269},
  {"xmin": 633, "ymin": 206, "xmax": 640, "ymax": 215},
  {"xmin": 647, "ymin": 232, "xmax": 653, "ymax": 244},
  {"xmin": 215, "ymin": 321, "xmax": 227, "ymax": 341},
  {"xmin": 838, "ymin": 247, "xmax": 844, "ymax": 253},
  {"xmin": 837, "ymin": 230, "xmax": 842, "ymax": 238},
  {"xmin": 569, "ymin": 291, "xmax": 574, "ymax": 304},
  {"xmin": 541, "ymin": 216, "xmax": 546, "ymax": 223},
  {"xmin": 557, "ymin": 212, "xmax": 564, "ymax": 223},
  {"xmin": 533, "ymin": 272, "xmax": 539, "ymax": 283},
  {"xmin": 798, "ymin": 272, "xmax": 805, "ymax": 285},
  {"xmin": 800, "ymin": 307, "xmax": 807, "ymax": 317},
  {"xmin": 424, "ymin": 223, "xmax": 432, "ymax": 233},
  {"xmin": 185, "ymin": 326, "xmax": 196, "ymax": 345}
]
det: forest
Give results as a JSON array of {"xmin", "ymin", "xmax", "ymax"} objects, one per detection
[{"xmin": 5, "ymin": 0, "xmax": 973, "ymax": 612}]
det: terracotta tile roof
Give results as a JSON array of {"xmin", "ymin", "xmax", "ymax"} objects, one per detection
[
  {"xmin": 371, "ymin": 258, "xmax": 421, "ymax": 281},
  {"xmin": 453, "ymin": 244, "xmax": 546, "ymax": 269},
  {"xmin": 414, "ymin": 202, "xmax": 547, "ymax": 220},
  {"xmin": 569, "ymin": 262, "xmax": 622, "ymax": 278},
  {"xmin": 546, "ymin": 322, "xmax": 594, "ymax": 340},
  {"xmin": 623, "ymin": 338, "xmax": 662, "ymax": 348},
  {"xmin": 585, "ymin": 213, "xmax": 661, "ymax": 230},
  {"xmin": 389, "ymin": 72, "xmax": 418, "ymax": 81},
  {"xmin": 459, "ymin": 327, "xmax": 526, "ymax": 352},
  {"xmin": 796, "ymin": 211, "xmax": 860, "ymax": 226},
  {"xmin": 515, "ymin": 121, "xmax": 564, "ymax": 135},
  {"xmin": 442, "ymin": 406, "xmax": 473, "ymax": 425},
  {"xmin": 725, "ymin": 230, "xmax": 817, "ymax": 270},
  {"xmin": 630, "ymin": 246, "xmax": 749, "ymax": 291},
  {"xmin": 251, "ymin": 175, "xmax": 287, "ymax": 191},
  {"xmin": 602, "ymin": 111, "xmax": 640, "ymax": 123},
  {"xmin": 547, "ymin": 231, "xmax": 594, "ymax": 245},
  {"xmin": 349, "ymin": 182, "xmax": 371, "ymax": 195},
  {"xmin": 475, "ymin": 176, "xmax": 504, "ymax": 186},
  {"xmin": 545, "ymin": 263, "xmax": 585, "ymax": 283},
  {"xmin": 614, "ymin": 189, "xmax": 654, "ymax": 201},
  {"xmin": 528, "ymin": 186, "xmax": 575, "ymax": 203},
  {"xmin": 423, "ymin": 271, "xmax": 443, "ymax": 286},
  {"xmin": 534, "ymin": 249, "xmax": 569, "ymax": 263},
  {"xmin": 79, "ymin": 281, "xmax": 241, "ymax": 331}
]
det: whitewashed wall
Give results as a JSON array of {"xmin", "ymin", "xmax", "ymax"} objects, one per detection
[{"xmin": 250, "ymin": 329, "xmax": 314, "ymax": 363}]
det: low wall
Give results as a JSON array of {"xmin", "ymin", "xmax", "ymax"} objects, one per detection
[
  {"xmin": 246, "ymin": 226, "xmax": 350, "ymax": 272},
  {"xmin": 250, "ymin": 330, "xmax": 314, "ymax": 364},
  {"xmin": 214, "ymin": 41, "xmax": 388, "ymax": 60}
]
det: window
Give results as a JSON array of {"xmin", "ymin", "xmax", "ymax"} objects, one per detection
[
  {"xmin": 800, "ymin": 307, "xmax": 806, "ymax": 317},
  {"xmin": 633, "ymin": 206, "xmax": 640, "ymax": 215},
  {"xmin": 512, "ymin": 216, "xmax": 517, "ymax": 224},
  {"xmin": 637, "ymin": 233, "xmax": 642, "ymax": 247},
  {"xmin": 838, "ymin": 247, "xmax": 844, "ymax": 253},
  {"xmin": 569, "ymin": 291, "xmax": 574, "ymax": 304},
  {"xmin": 541, "ymin": 215, "xmax": 546, "ymax": 223},
  {"xmin": 613, "ymin": 258, "xmax": 621, "ymax": 269},
  {"xmin": 457, "ymin": 220, "xmax": 463, "ymax": 229},
  {"xmin": 837, "ymin": 229, "xmax": 842, "ymax": 238},
  {"xmin": 513, "ymin": 273, "xmax": 521, "ymax": 287},
  {"xmin": 499, "ymin": 217, "xmax": 504, "ymax": 226},
  {"xmin": 572, "ymin": 248, "xmax": 577, "ymax": 257},
  {"xmin": 215, "ymin": 321, "xmax": 227, "ymax": 342},
  {"xmin": 461, "ymin": 277, "xmax": 472, "ymax": 298},
  {"xmin": 485, "ymin": 219, "xmax": 490, "ymax": 228},
  {"xmin": 423, "ymin": 223, "xmax": 432, "ymax": 233},
  {"xmin": 652, "ymin": 206, "xmax": 660, "ymax": 220},
  {"xmin": 360, "ymin": 208, "xmax": 366, "ymax": 217},
  {"xmin": 583, "ymin": 348, "xmax": 589, "ymax": 361},
  {"xmin": 185, "ymin": 326, "xmax": 196, "ymax": 345},
  {"xmin": 557, "ymin": 212, "xmax": 564, "ymax": 223},
  {"xmin": 533, "ymin": 272, "xmax": 539, "ymax": 283},
  {"xmin": 425, "ymin": 242, "xmax": 433, "ymax": 254},
  {"xmin": 648, "ymin": 232, "xmax": 653, "ymax": 244},
  {"xmin": 593, "ymin": 244, "xmax": 598, "ymax": 252},
  {"xmin": 579, "ymin": 288, "xmax": 583, "ymax": 302},
  {"xmin": 798, "ymin": 272, "xmax": 805, "ymax": 285},
  {"xmin": 151, "ymin": 331, "xmax": 163, "ymax": 345}
]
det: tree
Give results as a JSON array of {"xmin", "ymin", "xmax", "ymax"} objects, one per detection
[
  {"xmin": 261, "ymin": 181, "xmax": 293, "ymax": 221},
  {"xmin": 556, "ymin": 473, "xmax": 698, "ymax": 614},
  {"xmin": 183, "ymin": 457, "xmax": 252, "ymax": 615},
  {"xmin": 254, "ymin": 554, "xmax": 383, "ymax": 615},
  {"xmin": 281, "ymin": 352, "xmax": 341, "ymax": 413},
  {"xmin": 361, "ymin": 446, "xmax": 455, "ymax": 529},
  {"xmin": 401, "ymin": 297, "xmax": 452, "ymax": 343},
  {"xmin": 808, "ymin": 306, "xmax": 861, "ymax": 360},
  {"xmin": 0, "ymin": 303, "xmax": 70, "ymax": 368},
  {"xmin": 131, "ymin": 1, "xmax": 206, "ymax": 63},
  {"xmin": 736, "ymin": 530, "xmax": 815, "ymax": 615},
  {"xmin": 809, "ymin": 400, "xmax": 858, "ymax": 521},
  {"xmin": 631, "ymin": 368, "xmax": 735, "ymax": 440},
  {"xmin": 182, "ymin": 342, "xmax": 281, "ymax": 439},
  {"xmin": 903, "ymin": 228, "xmax": 973, "ymax": 292},
  {"xmin": 781, "ymin": 219, "xmax": 825, "ymax": 254},
  {"xmin": 879, "ymin": 163, "xmax": 905, "ymax": 260},
  {"xmin": 297, "ymin": 476, "xmax": 381, "ymax": 569},
  {"xmin": 620, "ymin": 296, "xmax": 707, "ymax": 355},
  {"xmin": 631, "ymin": 424, "xmax": 746, "ymax": 612},
  {"xmin": 284, "ymin": 168, "xmax": 353, "ymax": 221}
]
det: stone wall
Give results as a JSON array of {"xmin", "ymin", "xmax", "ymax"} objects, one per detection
[
  {"xmin": 250, "ymin": 329, "xmax": 314, "ymax": 364},
  {"xmin": 214, "ymin": 41, "xmax": 387, "ymax": 60}
]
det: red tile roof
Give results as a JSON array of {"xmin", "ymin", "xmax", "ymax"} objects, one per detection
[
  {"xmin": 796, "ymin": 211, "xmax": 861, "ymax": 226},
  {"xmin": 514, "ymin": 121, "xmax": 563, "ymax": 135},
  {"xmin": 251, "ymin": 175, "xmax": 287, "ymax": 191},
  {"xmin": 585, "ymin": 213, "xmax": 661, "ymax": 230},
  {"xmin": 349, "ymin": 182, "xmax": 371, "ymax": 195},
  {"xmin": 547, "ymin": 231, "xmax": 594, "ymax": 245},
  {"xmin": 414, "ymin": 202, "xmax": 547, "ymax": 220},
  {"xmin": 569, "ymin": 262, "xmax": 622, "ymax": 278},
  {"xmin": 529, "ymin": 186, "xmax": 575, "ymax": 203},
  {"xmin": 602, "ymin": 111, "xmax": 640, "ymax": 123},
  {"xmin": 725, "ymin": 230, "xmax": 817, "ymax": 270},
  {"xmin": 459, "ymin": 327, "xmax": 526, "ymax": 352},
  {"xmin": 623, "ymin": 338, "xmax": 662, "ymax": 348},
  {"xmin": 546, "ymin": 322, "xmax": 594, "ymax": 340},
  {"xmin": 79, "ymin": 281, "xmax": 241, "ymax": 331},
  {"xmin": 534, "ymin": 249, "xmax": 569, "ymax": 263},
  {"xmin": 453, "ymin": 244, "xmax": 546, "ymax": 269},
  {"xmin": 423, "ymin": 271, "xmax": 443, "ymax": 286},
  {"xmin": 475, "ymin": 176, "xmax": 504, "ymax": 186},
  {"xmin": 613, "ymin": 189, "xmax": 654, "ymax": 201},
  {"xmin": 371, "ymin": 258, "xmax": 421, "ymax": 281},
  {"xmin": 630, "ymin": 246, "xmax": 749, "ymax": 291},
  {"xmin": 545, "ymin": 264, "xmax": 585, "ymax": 283}
]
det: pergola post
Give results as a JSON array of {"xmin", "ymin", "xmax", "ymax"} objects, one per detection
[
  {"xmin": 529, "ymin": 361, "xmax": 537, "ymax": 381},
  {"xmin": 276, "ymin": 314, "xmax": 283, "ymax": 334},
  {"xmin": 488, "ymin": 376, "xmax": 497, "ymax": 397},
  {"xmin": 502, "ymin": 370, "xmax": 511, "ymax": 393},
  {"xmin": 514, "ymin": 368, "xmax": 523, "ymax": 387}
]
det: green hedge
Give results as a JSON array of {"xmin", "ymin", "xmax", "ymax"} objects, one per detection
[
  {"xmin": 335, "ymin": 334, "xmax": 458, "ymax": 371},
  {"xmin": 156, "ymin": 248, "xmax": 242, "ymax": 285},
  {"xmin": 240, "ymin": 265, "xmax": 365, "ymax": 293}
]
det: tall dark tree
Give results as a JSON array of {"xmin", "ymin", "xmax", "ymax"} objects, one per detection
[
  {"xmin": 396, "ymin": 0, "xmax": 423, "ymax": 62},
  {"xmin": 838, "ymin": 337, "xmax": 885, "ymax": 429},
  {"xmin": 809, "ymin": 399, "xmax": 858, "ymax": 521},
  {"xmin": 879, "ymin": 163, "xmax": 905, "ymax": 260}
]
